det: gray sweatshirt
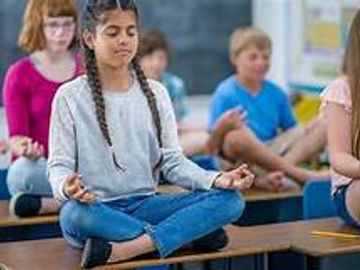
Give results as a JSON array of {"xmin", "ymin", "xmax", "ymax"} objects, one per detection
[{"xmin": 48, "ymin": 75, "xmax": 219, "ymax": 202}]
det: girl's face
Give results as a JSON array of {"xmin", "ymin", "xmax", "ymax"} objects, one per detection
[
  {"xmin": 90, "ymin": 10, "xmax": 138, "ymax": 69},
  {"xmin": 43, "ymin": 16, "xmax": 76, "ymax": 53},
  {"xmin": 233, "ymin": 44, "xmax": 270, "ymax": 83},
  {"xmin": 140, "ymin": 49, "xmax": 169, "ymax": 80}
]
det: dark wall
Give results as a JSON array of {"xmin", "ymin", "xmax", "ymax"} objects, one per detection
[
  {"xmin": 0, "ymin": 0, "xmax": 251, "ymax": 99},
  {"xmin": 137, "ymin": 0, "xmax": 252, "ymax": 94},
  {"xmin": 0, "ymin": 0, "xmax": 27, "ymax": 103}
]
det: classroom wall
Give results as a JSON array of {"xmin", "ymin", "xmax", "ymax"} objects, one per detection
[
  {"xmin": 137, "ymin": 0, "xmax": 252, "ymax": 95},
  {"xmin": 0, "ymin": 0, "xmax": 251, "ymax": 101},
  {"xmin": 252, "ymin": 0, "xmax": 289, "ymax": 91},
  {"xmin": 0, "ymin": 1, "xmax": 27, "ymax": 105}
]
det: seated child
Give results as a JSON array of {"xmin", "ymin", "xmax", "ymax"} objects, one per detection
[
  {"xmin": 321, "ymin": 8, "xmax": 360, "ymax": 228},
  {"xmin": 208, "ymin": 27, "xmax": 329, "ymax": 190},
  {"xmin": 47, "ymin": 1, "xmax": 254, "ymax": 267},
  {"xmin": 2, "ymin": 0, "xmax": 83, "ymax": 216}
]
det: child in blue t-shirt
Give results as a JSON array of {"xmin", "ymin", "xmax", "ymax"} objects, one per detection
[{"xmin": 209, "ymin": 27, "xmax": 328, "ymax": 190}]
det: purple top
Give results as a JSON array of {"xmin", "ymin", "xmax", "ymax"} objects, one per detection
[{"xmin": 3, "ymin": 55, "xmax": 84, "ymax": 158}]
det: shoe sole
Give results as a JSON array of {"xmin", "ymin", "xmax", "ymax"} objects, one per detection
[
  {"xmin": 80, "ymin": 239, "xmax": 92, "ymax": 268},
  {"xmin": 8, "ymin": 192, "xmax": 27, "ymax": 217}
]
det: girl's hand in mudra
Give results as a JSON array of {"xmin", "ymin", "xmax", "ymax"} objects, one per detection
[
  {"xmin": 63, "ymin": 174, "xmax": 97, "ymax": 203},
  {"xmin": 214, "ymin": 164, "xmax": 254, "ymax": 191}
]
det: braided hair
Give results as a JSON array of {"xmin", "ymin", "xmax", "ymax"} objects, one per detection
[{"xmin": 82, "ymin": 0, "xmax": 163, "ymax": 171}]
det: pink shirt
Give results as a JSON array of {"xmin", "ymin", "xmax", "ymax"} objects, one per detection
[
  {"xmin": 321, "ymin": 76, "xmax": 353, "ymax": 194},
  {"xmin": 3, "ymin": 55, "xmax": 84, "ymax": 158}
]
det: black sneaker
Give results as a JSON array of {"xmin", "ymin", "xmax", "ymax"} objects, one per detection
[
  {"xmin": 193, "ymin": 228, "xmax": 228, "ymax": 251},
  {"xmin": 9, "ymin": 193, "xmax": 41, "ymax": 217},
  {"xmin": 81, "ymin": 238, "xmax": 112, "ymax": 269}
]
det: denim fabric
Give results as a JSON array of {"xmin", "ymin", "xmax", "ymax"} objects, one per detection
[
  {"xmin": 333, "ymin": 185, "xmax": 360, "ymax": 228},
  {"xmin": 6, "ymin": 157, "xmax": 52, "ymax": 197},
  {"xmin": 60, "ymin": 189, "xmax": 244, "ymax": 257}
]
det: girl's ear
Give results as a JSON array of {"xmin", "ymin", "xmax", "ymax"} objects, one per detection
[{"xmin": 82, "ymin": 30, "xmax": 95, "ymax": 50}]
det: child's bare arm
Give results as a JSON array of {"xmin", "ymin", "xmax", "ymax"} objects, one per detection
[{"xmin": 327, "ymin": 103, "xmax": 360, "ymax": 178}]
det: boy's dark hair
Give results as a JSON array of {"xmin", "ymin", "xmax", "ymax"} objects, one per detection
[
  {"xmin": 82, "ymin": 0, "xmax": 163, "ymax": 171},
  {"xmin": 138, "ymin": 29, "xmax": 171, "ymax": 62}
]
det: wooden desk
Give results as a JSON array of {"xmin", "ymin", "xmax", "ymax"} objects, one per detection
[
  {"xmin": 0, "ymin": 202, "xmax": 58, "ymax": 228},
  {"xmin": 287, "ymin": 218, "xmax": 360, "ymax": 270},
  {"xmin": 0, "ymin": 225, "xmax": 289, "ymax": 270},
  {"xmin": 1, "ymin": 218, "xmax": 358, "ymax": 270},
  {"xmin": 243, "ymin": 217, "xmax": 360, "ymax": 270},
  {"xmin": 241, "ymin": 187, "xmax": 303, "ymax": 225},
  {"xmin": 156, "ymin": 184, "xmax": 303, "ymax": 202},
  {"xmin": 284, "ymin": 218, "xmax": 360, "ymax": 256},
  {"xmin": 0, "ymin": 201, "xmax": 60, "ymax": 242},
  {"xmin": 243, "ymin": 187, "xmax": 302, "ymax": 203}
]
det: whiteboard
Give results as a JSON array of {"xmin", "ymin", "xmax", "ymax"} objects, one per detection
[{"xmin": 288, "ymin": 0, "xmax": 358, "ymax": 92}]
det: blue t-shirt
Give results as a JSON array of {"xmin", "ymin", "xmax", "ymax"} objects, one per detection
[{"xmin": 208, "ymin": 75, "xmax": 296, "ymax": 142}]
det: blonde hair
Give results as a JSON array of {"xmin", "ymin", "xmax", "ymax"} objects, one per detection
[
  {"xmin": 229, "ymin": 27, "xmax": 272, "ymax": 64},
  {"xmin": 342, "ymin": 9, "xmax": 360, "ymax": 158},
  {"xmin": 18, "ymin": 0, "xmax": 78, "ymax": 53}
]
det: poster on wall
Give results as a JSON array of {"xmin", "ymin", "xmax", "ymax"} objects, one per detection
[{"xmin": 289, "ymin": 0, "xmax": 358, "ymax": 92}]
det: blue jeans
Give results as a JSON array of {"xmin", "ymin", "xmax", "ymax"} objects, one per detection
[
  {"xmin": 6, "ymin": 157, "xmax": 53, "ymax": 197},
  {"xmin": 60, "ymin": 189, "xmax": 244, "ymax": 257},
  {"xmin": 333, "ymin": 185, "xmax": 360, "ymax": 228}
]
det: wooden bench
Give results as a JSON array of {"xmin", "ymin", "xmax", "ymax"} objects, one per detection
[{"xmin": 1, "ymin": 217, "xmax": 358, "ymax": 270}]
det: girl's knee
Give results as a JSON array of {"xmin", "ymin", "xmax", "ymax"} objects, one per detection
[
  {"xmin": 216, "ymin": 190, "xmax": 245, "ymax": 221},
  {"xmin": 61, "ymin": 201, "xmax": 90, "ymax": 228},
  {"xmin": 60, "ymin": 200, "xmax": 103, "ymax": 233},
  {"xmin": 7, "ymin": 158, "xmax": 33, "ymax": 195},
  {"xmin": 7, "ymin": 157, "xmax": 48, "ymax": 195},
  {"xmin": 60, "ymin": 200, "xmax": 94, "ymax": 247}
]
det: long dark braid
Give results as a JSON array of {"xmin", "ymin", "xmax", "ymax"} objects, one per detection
[
  {"xmin": 132, "ymin": 57, "xmax": 164, "ymax": 169},
  {"xmin": 132, "ymin": 57, "xmax": 163, "ymax": 148},
  {"xmin": 83, "ymin": 46, "xmax": 110, "ymax": 145}
]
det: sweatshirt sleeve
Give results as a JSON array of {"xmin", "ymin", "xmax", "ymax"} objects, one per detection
[
  {"xmin": 47, "ymin": 88, "xmax": 77, "ymax": 201},
  {"xmin": 151, "ymin": 81, "xmax": 220, "ymax": 190},
  {"xmin": 3, "ymin": 62, "xmax": 31, "ymax": 138}
]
